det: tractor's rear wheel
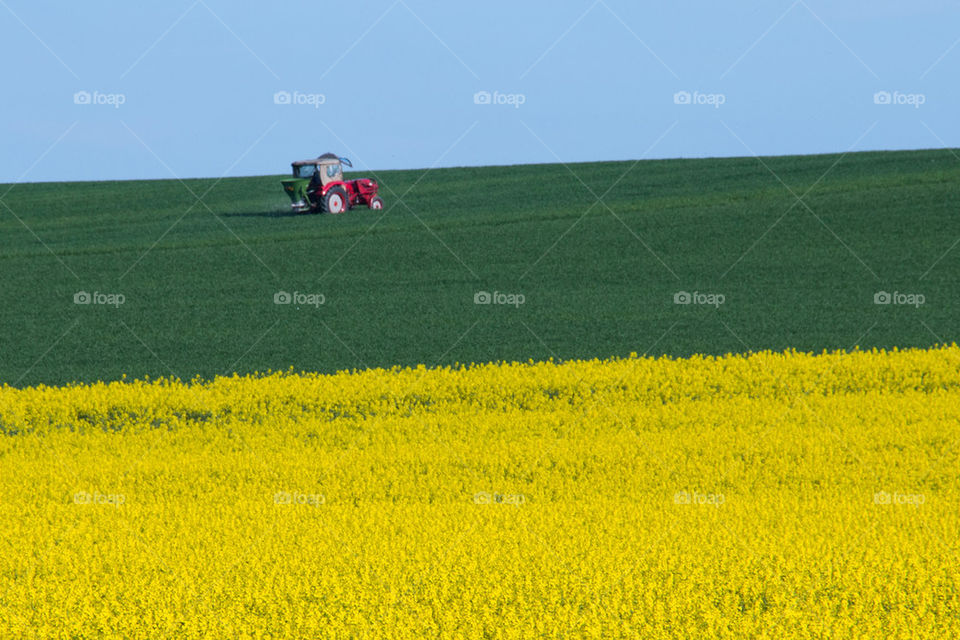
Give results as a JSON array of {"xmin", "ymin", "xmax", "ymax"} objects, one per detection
[
  {"xmin": 321, "ymin": 187, "xmax": 348, "ymax": 214},
  {"xmin": 368, "ymin": 196, "xmax": 384, "ymax": 210}
]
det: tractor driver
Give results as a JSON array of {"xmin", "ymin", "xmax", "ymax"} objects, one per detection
[{"xmin": 308, "ymin": 165, "xmax": 322, "ymax": 190}]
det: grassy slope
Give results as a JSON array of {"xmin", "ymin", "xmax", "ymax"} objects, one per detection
[{"xmin": 0, "ymin": 149, "xmax": 958, "ymax": 386}]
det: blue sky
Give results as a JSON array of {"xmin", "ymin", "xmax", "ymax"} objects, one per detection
[{"xmin": 2, "ymin": 0, "xmax": 958, "ymax": 182}]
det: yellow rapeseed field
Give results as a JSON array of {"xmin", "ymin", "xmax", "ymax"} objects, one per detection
[{"xmin": 1, "ymin": 346, "xmax": 959, "ymax": 638}]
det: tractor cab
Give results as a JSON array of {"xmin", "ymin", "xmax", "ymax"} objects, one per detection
[
  {"xmin": 281, "ymin": 152, "xmax": 382, "ymax": 214},
  {"xmin": 292, "ymin": 153, "xmax": 352, "ymax": 187}
]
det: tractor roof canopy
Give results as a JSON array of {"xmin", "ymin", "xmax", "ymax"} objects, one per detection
[
  {"xmin": 291, "ymin": 154, "xmax": 352, "ymax": 184},
  {"xmin": 292, "ymin": 153, "xmax": 352, "ymax": 167}
]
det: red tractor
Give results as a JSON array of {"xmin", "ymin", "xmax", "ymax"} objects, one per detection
[{"xmin": 281, "ymin": 153, "xmax": 384, "ymax": 214}]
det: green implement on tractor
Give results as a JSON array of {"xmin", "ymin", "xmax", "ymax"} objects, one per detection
[{"xmin": 280, "ymin": 177, "xmax": 312, "ymax": 212}]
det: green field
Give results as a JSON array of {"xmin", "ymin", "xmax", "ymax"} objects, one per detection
[{"xmin": 1, "ymin": 148, "xmax": 957, "ymax": 386}]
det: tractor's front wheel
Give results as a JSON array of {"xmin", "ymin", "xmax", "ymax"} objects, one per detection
[
  {"xmin": 368, "ymin": 196, "xmax": 384, "ymax": 210},
  {"xmin": 321, "ymin": 187, "xmax": 348, "ymax": 214}
]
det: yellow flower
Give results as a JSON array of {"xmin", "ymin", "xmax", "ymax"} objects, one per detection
[{"xmin": 0, "ymin": 345, "xmax": 958, "ymax": 637}]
